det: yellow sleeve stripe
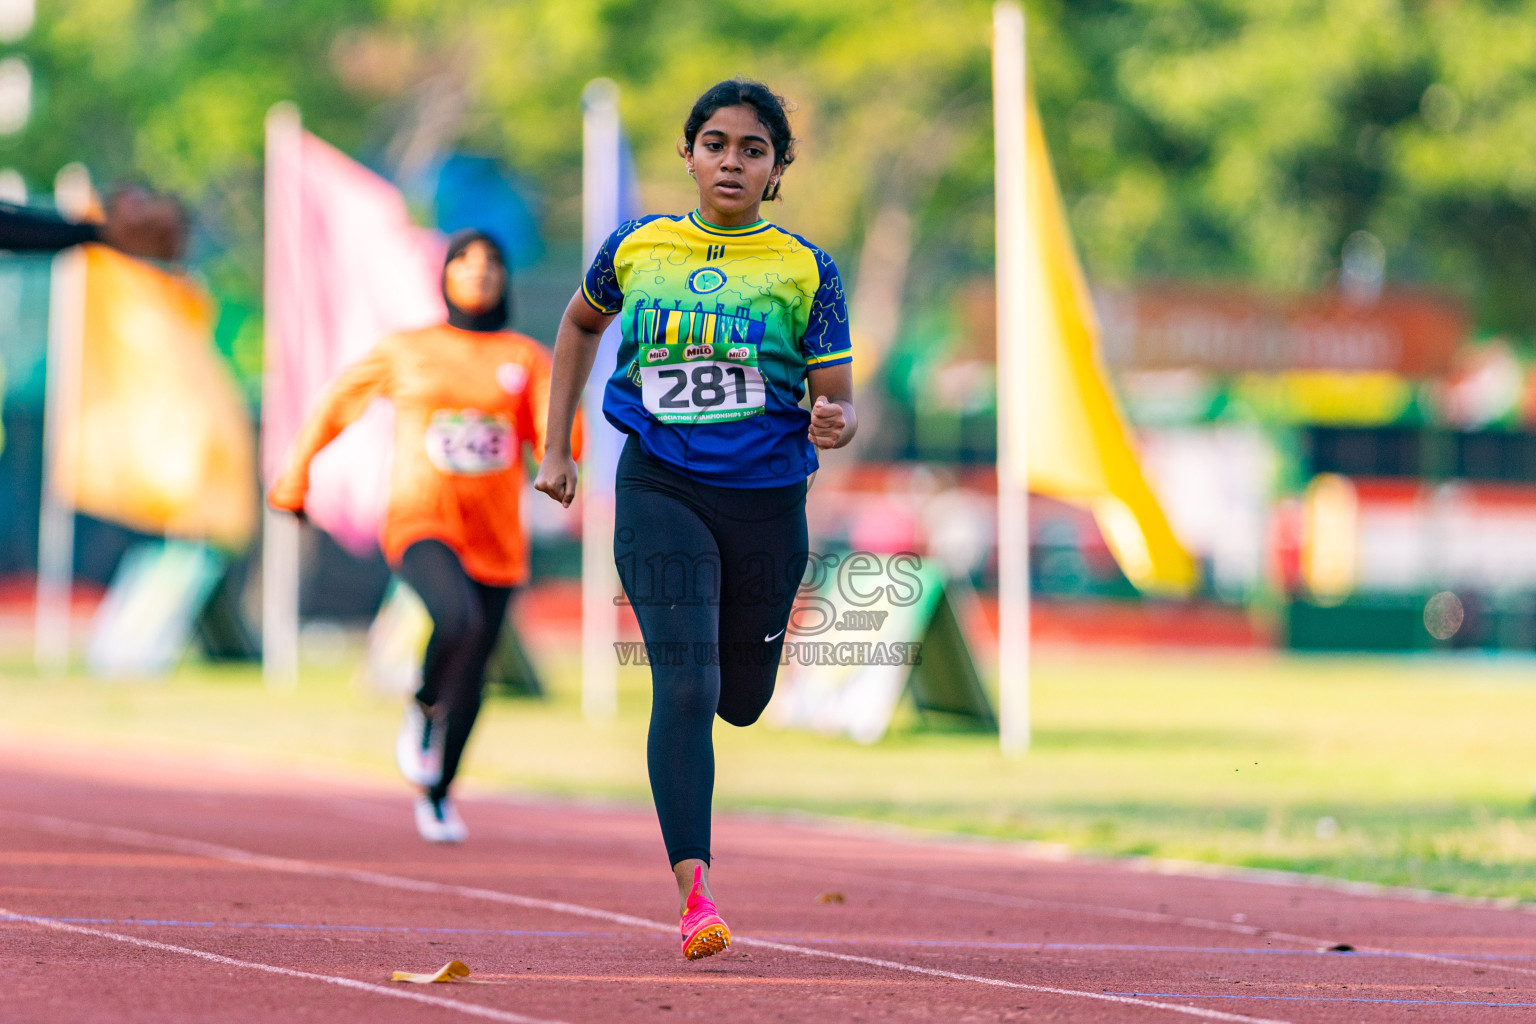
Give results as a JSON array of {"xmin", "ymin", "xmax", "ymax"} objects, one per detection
[
  {"xmin": 581, "ymin": 280, "xmax": 620, "ymax": 316},
  {"xmin": 805, "ymin": 348, "xmax": 852, "ymax": 366}
]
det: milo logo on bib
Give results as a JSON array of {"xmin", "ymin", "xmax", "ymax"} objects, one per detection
[
  {"xmin": 632, "ymin": 302, "xmax": 770, "ymax": 425},
  {"xmin": 425, "ymin": 409, "xmax": 513, "ymax": 475},
  {"xmin": 639, "ymin": 341, "xmax": 765, "ymax": 425}
]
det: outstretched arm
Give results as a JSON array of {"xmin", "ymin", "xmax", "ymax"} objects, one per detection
[
  {"xmin": 534, "ymin": 291, "xmax": 613, "ymax": 507},
  {"xmin": 0, "ymin": 203, "xmax": 98, "ymax": 252},
  {"xmin": 267, "ymin": 346, "xmax": 392, "ymax": 513},
  {"xmin": 524, "ymin": 342, "xmax": 584, "ymax": 466},
  {"xmin": 0, "ymin": 189, "xmax": 187, "ymax": 259}
]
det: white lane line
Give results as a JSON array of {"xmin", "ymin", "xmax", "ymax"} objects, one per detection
[
  {"xmin": 6, "ymin": 812, "xmax": 1291, "ymax": 1024},
  {"xmin": 711, "ymin": 837, "xmax": 1474, "ymax": 960},
  {"xmin": 279, "ymin": 794, "xmax": 1536, "ymax": 981},
  {"xmin": 0, "ymin": 907, "xmax": 566, "ymax": 1024},
  {"xmin": 737, "ymin": 805, "xmax": 1536, "ymax": 915},
  {"xmin": 885, "ymin": 880, "xmax": 1536, "ymax": 979},
  {"xmin": 3, "ymin": 812, "xmax": 666, "ymax": 930},
  {"xmin": 732, "ymin": 936, "xmax": 1292, "ymax": 1023},
  {"xmin": 892, "ymin": 879, "xmax": 1335, "ymax": 945},
  {"xmin": 1380, "ymin": 950, "xmax": 1536, "ymax": 979}
]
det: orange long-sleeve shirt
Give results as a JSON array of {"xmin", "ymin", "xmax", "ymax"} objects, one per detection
[{"xmin": 268, "ymin": 324, "xmax": 578, "ymax": 586}]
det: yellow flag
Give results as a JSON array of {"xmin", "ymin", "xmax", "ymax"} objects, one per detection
[
  {"xmin": 1008, "ymin": 96, "xmax": 1198, "ymax": 594},
  {"xmin": 54, "ymin": 245, "xmax": 256, "ymax": 548}
]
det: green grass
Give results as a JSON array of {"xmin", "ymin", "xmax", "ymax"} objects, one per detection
[{"xmin": 5, "ymin": 647, "xmax": 1536, "ymax": 902}]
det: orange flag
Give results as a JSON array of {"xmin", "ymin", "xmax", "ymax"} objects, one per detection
[{"xmin": 53, "ymin": 245, "xmax": 256, "ymax": 548}]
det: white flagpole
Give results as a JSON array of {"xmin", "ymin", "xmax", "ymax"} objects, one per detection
[
  {"xmin": 35, "ymin": 164, "xmax": 91, "ymax": 673},
  {"xmin": 262, "ymin": 102, "xmax": 302, "ymax": 693},
  {"xmin": 994, "ymin": 1, "xmax": 1031, "ymax": 756},
  {"xmin": 579, "ymin": 79, "xmax": 621, "ymax": 722}
]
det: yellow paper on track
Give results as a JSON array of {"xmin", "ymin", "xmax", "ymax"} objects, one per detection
[{"xmin": 391, "ymin": 960, "xmax": 471, "ymax": 984}]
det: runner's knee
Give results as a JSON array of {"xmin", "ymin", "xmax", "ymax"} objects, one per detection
[
  {"xmin": 432, "ymin": 599, "xmax": 486, "ymax": 648},
  {"xmin": 715, "ymin": 665, "xmax": 776, "ymax": 727},
  {"xmin": 658, "ymin": 666, "xmax": 720, "ymax": 720}
]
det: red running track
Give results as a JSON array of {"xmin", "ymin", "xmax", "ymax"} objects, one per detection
[{"xmin": 2, "ymin": 748, "xmax": 1535, "ymax": 1023}]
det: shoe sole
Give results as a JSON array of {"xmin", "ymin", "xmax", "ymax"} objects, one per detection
[
  {"xmin": 683, "ymin": 923, "xmax": 731, "ymax": 960},
  {"xmin": 416, "ymin": 823, "xmax": 466, "ymax": 844}
]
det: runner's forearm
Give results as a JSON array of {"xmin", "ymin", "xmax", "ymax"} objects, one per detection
[
  {"xmin": 544, "ymin": 296, "xmax": 610, "ymax": 458},
  {"xmin": 807, "ymin": 364, "xmax": 857, "ymax": 447},
  {"xmin": 267, "ymin": 346, "xmax": 391, "ymax": 509},
  {"xmin": 0, "ymin": 204, "xmax": 99, "ymax": 252}
]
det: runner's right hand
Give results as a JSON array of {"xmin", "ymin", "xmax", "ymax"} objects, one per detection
[{"xmin": 534, "ymin": 453, "xmax": 579, "ymax": 508}]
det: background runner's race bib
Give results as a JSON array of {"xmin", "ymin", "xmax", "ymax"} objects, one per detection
[
  {"xmin": 639, "ymin": 342, "xmax": 766, "ymax": 424},
  {"xmin": 425, "ymin": 409, "xmax": 513, "ymax": 475}
]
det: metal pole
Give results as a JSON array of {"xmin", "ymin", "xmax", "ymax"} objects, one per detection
[
  {"xmin": 994, "ymin": 2, "xmax": 1031, "ymax": 756},
  {"xmin": 35, "ymin": 165, "xmax": 90, "ymax": 673},
  {"xmin": 580, "ymin": 79, "xmax": 621, "ymax": 722},
  {"xmin": 262, "ymin": 102, "xmax": 302, "ymax": 693}
]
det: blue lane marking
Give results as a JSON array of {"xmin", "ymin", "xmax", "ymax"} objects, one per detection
[
  {"xmin": 759, "ymin": 934, "xmax": 1536, "ymax": 962},
  {"xmin": 1111, "ymin": 992, "xmax": 1536, "ymax": 1008},
  {"xmin": 10, "ymin": 919, "xmax": 1536, "ymax": 966},
  {"xmin": 7, "ymin": 910, "xmax": 1533, "ymax": 1008},
  {"xmin": 26, "ymin": 918, "xmax": 647, "ymax": 939}
]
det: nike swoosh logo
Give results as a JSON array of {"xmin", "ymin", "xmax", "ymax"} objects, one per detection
[{"xmin": 764, "ymin": 628, "xmax": 786, "ymax": 642}]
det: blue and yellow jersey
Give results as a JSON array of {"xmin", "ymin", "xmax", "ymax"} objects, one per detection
[{"xmin": 582, "ymin": 211, "xmax": 851, "ymax": 487}]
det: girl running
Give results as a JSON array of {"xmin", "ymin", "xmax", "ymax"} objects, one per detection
[
  {"xmin": 269, "ymin": 230, "xmax": 575, "ymax": 843},
  {"xmin": 536, "ymin": 79, "xmax": 856, "ymax": 960}
]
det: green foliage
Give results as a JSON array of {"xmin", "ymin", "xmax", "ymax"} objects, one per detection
[
  {"xmin": 21, "ymin": 0, "xmax": 377, "ymax": 192},
  {"xmin": 432, "ymin": 0, "xmax": 998, "ymax": 256},
  {"xmin": 9, "ymin": 0, "xmax": 386, "ymax": 382},
  {"xmin": 1047, "ymin": 0, "xmax": 1536, "ymax": 335},
  {"xmin": 13, "ymin": 0, "xmax": 1536, "ymax": 348}
]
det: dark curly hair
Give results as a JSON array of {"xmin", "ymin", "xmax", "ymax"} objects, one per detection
[{"xmin": 681, "ymin": 78, "xmax": 796, "ymax": 201}]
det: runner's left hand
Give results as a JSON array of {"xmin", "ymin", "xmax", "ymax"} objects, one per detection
[
  {"xmin": 535, "ymin": 452, "xmax": 579, "ymax": 508},
  {"xmin": 808, "ymin": 395, "xmax": 846, "ymax": 449}
]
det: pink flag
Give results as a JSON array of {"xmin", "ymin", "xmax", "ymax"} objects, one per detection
[{"xmin": 262, "ymin": 120, "xmax": 446, "ymax": 553}]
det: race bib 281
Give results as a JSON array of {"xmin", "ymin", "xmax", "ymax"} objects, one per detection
[{"xmin": 639, "ymin": 342, "xmax": 766, "ymax": 425}]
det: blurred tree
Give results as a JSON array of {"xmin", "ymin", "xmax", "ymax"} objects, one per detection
[
  {"xmin": 14, "ymin": 0, "xmax": 1536, "ymax": 369},
  {"xmin": 1393, "ymin": 2, "xmax": 1536, "ymax": 334},
  {"xmin": 392, "ymin": 0, "xmax": 999, "ymax": 370},
  {"xmin": 1048, "ymin": 0, "xmax": 1536, "ymax": 336},
  {"xmin": 9, "ymin": 0, "xmax": 386, "ymax": 390}
]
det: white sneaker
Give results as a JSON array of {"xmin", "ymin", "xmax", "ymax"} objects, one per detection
[
  {"xmin": 396, "ymin": 701, "xmax": 443, "ymax": 787},
  {"xmin": 414, "ymin": 794, "xmax": 467, "ymax": 843}
]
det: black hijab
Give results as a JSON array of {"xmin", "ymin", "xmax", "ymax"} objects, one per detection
[{"xmin": 442, "ymin": 229, "xmax": 512, "ymax": 332}]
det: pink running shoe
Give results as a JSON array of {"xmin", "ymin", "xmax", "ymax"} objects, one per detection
[{"xmin": 679, "ymin": 865, "xmax": 731, "ymax": 961}]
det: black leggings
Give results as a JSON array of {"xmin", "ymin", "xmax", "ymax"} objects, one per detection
[
  {"xmin": 614, "ymin": 436, "xmax": 808, "ymax": 866},
  {"xmin": 398, "ymin": 539, "xmax": 513, "ymax": 802}
]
